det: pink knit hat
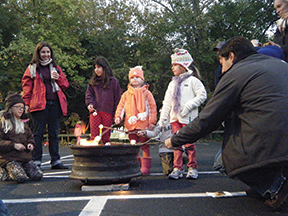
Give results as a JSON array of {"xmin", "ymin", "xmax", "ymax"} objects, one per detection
[
  {"xmin": 171, "ymin": 48, "xmax": 193, "ymax": 70},
  {"xmin": 129, "ymin": 66, "xmax": 144, "ymax": 81}
]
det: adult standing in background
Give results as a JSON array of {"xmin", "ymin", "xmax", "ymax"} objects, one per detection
[
  {"xmin": 22, "ymin": 42, "xmax": 69, "ymax": 169},
  {"xmin": 266, "ymin": 0, "xmax": 288, "ymax": 61}
]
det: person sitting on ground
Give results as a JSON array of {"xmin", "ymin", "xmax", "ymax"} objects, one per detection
[{"xmin": 0, "ymin": 92, "xmax": 43, "ymax": 183}]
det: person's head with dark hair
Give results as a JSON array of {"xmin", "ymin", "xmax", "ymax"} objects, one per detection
[
  {"xmin": 2, "ymin": 92, "xmax": 26, "ymax": 120},
  {"xmin": 89, "ymin": 56, "xmax": 114, "ymax": 89},
  {"xmin": 31, "ymin": 41, "xmax": 57, "ymax": 67},
  {"xmin": 93, "ymin": 56, "xmax": 113, "ymax": 77},
  {"xmin": 217, "ymin": 36, "xmax": 257, "ymax": 73}
]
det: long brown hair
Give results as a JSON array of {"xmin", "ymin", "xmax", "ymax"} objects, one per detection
[
  {"xmin": 89, "ymin": 56, "xmax": 113, "ymax": 89},
  {"xmin": 30, "ymin": 41, "xmax": 57, "ymax": 68}
]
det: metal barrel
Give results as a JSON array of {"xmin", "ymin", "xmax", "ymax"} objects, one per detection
[{"xmin": 69, "ymin": 143, "xmax": 142, "ymax": 184}]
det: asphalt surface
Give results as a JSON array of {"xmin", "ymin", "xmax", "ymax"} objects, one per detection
[{"xmin": 1, "ymin": 142, "xmax": 288, "ymax": 216}]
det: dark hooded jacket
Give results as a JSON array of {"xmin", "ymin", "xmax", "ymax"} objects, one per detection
[{"xmin": 171, "ymin": 54, "xmax": 288, "ymax": 178}]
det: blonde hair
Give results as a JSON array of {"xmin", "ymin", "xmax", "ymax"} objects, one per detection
[
  {"xmin": 0, "ymin": 112, "xmax": 24, "ymax": 134},
  {"xmin": 191, "ymin": 65, "xmax": 202, "ymax": 80}
]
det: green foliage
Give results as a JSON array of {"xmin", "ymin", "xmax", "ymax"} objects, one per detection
[{"xmin": 0, "ymin": 0, "xmax": 279, "ymax": 132}]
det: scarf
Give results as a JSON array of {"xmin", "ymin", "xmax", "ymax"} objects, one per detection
[
  {"xmin": 276, "ymin": 17, "xmax": 288, "ymax": 34},
  {"xmin": 172, "ymin": 71, "xmax": 192, "ymax": 113},
  {"xmin": 29, "ymin": 59, "xmax": 60, "ymax": 92},
  {"xmin": 39, "ymin": 59, "xmax": 52, "ymax": 66},
  {"xmin": 126, "ymin": 84, "xmax": 148, "ymax": 124}
]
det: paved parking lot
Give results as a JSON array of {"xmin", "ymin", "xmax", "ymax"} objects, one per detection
[{"xmin": 1, "ymin": 142, "xmax": 288, "ymax": 216}]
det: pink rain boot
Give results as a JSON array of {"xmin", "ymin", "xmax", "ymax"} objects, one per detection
[{"xmin": 140, "ymin": 157, "xmax": 151, "ymax": 175}]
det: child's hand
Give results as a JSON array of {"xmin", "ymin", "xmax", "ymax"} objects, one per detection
[
  {"xmin": 14, "ymin": 143, "xmax": 26, "ymax": 151},
  {"xmin": 137, "ymin": 130, "xmax": 146, "ymax": 137},
  {"xmin": 115, "ymin": 117, "xmax": 121, "ymax": 125},
  {"xmin": 148, "ymin": 124, "xmax": 155, "ymax": 130},
  {"xmin": 27, "ymin": 143, "xmax": 34, "ymax": 151},
  {"xmin": 181, "ymin": 107, "xmax": 189, "ymax": 117},
  {"xmin": 158, "ymin": 119, "xmax": 166, "ymax": 127},
  {"xmin": 87, "ymin": 104, "xmax": 94, "ymax": 112}
]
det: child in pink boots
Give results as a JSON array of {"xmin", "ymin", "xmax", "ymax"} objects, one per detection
[{"xmin": 115, "ymin": 66, "xmax": 157, "ymax": 175}]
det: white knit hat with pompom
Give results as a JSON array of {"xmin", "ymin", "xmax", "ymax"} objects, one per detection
[{"xmin": 171, "ymin": 48, "xmax": 193, "ymax": 71}]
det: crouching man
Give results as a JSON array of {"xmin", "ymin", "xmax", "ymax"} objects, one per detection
[{"xmin": 165, "ymin": 36, "xmax": 288, "ymax": 210}]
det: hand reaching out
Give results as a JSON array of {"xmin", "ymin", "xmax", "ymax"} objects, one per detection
[
  {"xmin": 164, "ymin": 138, "xmax": 174, "ymax": 150},
  {"xmin": 115, "ymin": 117, "xmax": 121, "ymax": 125}
]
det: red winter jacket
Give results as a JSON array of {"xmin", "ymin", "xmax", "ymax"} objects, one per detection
[{"xmin": 22, "ymin": 65, "xmax": 69, "ymax": 116}]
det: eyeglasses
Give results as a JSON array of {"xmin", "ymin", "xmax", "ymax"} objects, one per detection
[{"xmin": 12, "ymin": 105, "xmax": 25, "ymax": 111}]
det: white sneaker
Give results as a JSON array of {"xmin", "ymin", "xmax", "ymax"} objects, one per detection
[
  {"xmin": 186, "ymin": 167, "xmax": 198, "ymax": 179},
  {"xmin": 168, "ymin": 168, "xmax": 183, "ymax": 180}
]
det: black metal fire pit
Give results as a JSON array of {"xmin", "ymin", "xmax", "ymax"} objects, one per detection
[{"xmin": 69, "ymin": 143, "xmax": 141, "ymax": 184}]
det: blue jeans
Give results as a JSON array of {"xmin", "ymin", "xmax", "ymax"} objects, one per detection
[
  {"xmin": 214, "ymin": 149, "xmax": 285, "ymax": 199},
  {"xmin": 236, "ymin": 166, "xmax": 285, "ymax": 199},
  {"xmin": 31, "ymin": 100, "xmax": 62, "ymax": 166},
  {"xmin": 213, "ymin": 149, "xmax": 226, "ymax": 175}
]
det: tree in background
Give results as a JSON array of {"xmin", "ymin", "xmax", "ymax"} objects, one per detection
[{"xmin": 0, "ymin": 0, "xmax": 277, "ymax": 133}]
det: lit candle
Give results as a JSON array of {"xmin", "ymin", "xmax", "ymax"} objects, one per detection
[{"xmin": 99, "ymin": 124, "xmax": 103, "ymax": 136}]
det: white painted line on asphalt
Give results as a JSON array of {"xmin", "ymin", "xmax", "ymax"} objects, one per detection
[
  {"xmin": 3, "ymin": 191, "xmax": 246, "ymax": 204},
  {"xmin": 44, "ymin": 171, "xmax": 71, "ymax": 175},
  {"xmin": 42, "ymin": 171, "xmax": 220, "ymax": 178},
  {"xmin": 79, "ymin": 197, "xmax": 108, "ymax": 216},
  {"xmin": 41, "ymin": 155, "xmax": 74, "ymax": 166},
  {"xmin": 3, "ymin": 192, "xmax": 246, "ymax": 216},
  {"xmin": 150, "ymin": 171, "xmax": 219, "ymax": 176},
  {"xmin": 3, "ymin": 196, "xmax": 94, "ymax": 203},
  {"xmin": 43, "ymin": 175, "xmax": 70, "ymax": 178}
]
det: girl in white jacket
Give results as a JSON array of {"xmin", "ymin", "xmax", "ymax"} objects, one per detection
[{"xmin": 159, "ymin": 48, "xmax": 207, "ymax": 180}]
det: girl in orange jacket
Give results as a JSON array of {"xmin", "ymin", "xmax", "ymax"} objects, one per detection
[{"xmin": 115, "ymin": 66, "xmax": 157, "ymax": 175}]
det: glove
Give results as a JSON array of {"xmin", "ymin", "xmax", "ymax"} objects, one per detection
[
  {"xmin": 137, "ymin": 112, "xmax": 147, "ymax": 121},
  {"xmin": 158, "ymin": 119, "xmax": 167, "ymax": 127},
  {"xmin": 181, "ymin": 106, "xmax": 190, "ymax": 117},
  {"xmin": 128, "ymin": 116, "xmax": 138, "ymax": 125}
]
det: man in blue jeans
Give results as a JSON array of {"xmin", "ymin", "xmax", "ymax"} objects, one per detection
[{"xmin": 165, "ymin": 36, "xmax": 288, "ymax": 211}]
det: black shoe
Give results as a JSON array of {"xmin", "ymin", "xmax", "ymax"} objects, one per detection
[
  {"xmin": 265, "ymin": 177, "xmax": 288, "ymax": 210},
  {"xmin": 51, "ymin": 163, "xmax": 68, "ymax": 169}
]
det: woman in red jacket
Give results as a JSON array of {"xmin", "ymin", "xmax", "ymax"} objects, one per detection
[{"xmin": 22, "ymin": 42, "xmax": 69, "ymax": 169}]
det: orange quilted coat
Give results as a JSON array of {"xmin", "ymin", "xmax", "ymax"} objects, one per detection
[{"xmin": 115, "ymin": 84, "xmax": 157, "ymax": 130}]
